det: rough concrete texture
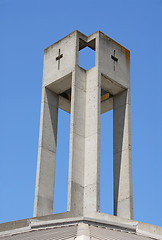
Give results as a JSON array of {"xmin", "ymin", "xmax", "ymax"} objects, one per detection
[
  {"xmin": 33, "ymin": 88, "xmax": 58, "ymax": 217},
  {"xmin": 0, "ymin": 216, "xmax": 162, "ymax": 239},
  {"xmin": 113, "ymin": 90, "xmax": 133, "ymax": 219},
  {"xmin": 34, "ymin": 30, "xmax": 133, "ymax": 220}
]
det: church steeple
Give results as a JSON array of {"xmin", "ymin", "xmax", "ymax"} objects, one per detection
[{"xmin": 34, "ymin": 30, "xmax": 133, "ymax": 220}]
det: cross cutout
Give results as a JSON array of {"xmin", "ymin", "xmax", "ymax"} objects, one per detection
[
  {"xmin": 56, "ymin": 49, "xmax": 63, "ymax": 70},
  {"xmin": 111, "ymin": 50, "xmax": 118, "ymax": 71}
]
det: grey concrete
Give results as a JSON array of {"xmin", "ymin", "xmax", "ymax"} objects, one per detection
[
  {"xmin": 67, "ymin": 67, "xmax": 86, "ymax": 215},
  {"xmin": 113, "ymin": 90, "xmax": 133, "ymax": 219},
  {"xmin": 98, "ymin": 32, "xmax": 132, "ymax": 219},
  {"xmin": 33, "ymin": 88, "xmax": 58, "ymax": 217},
  {"xmin": 84, "ymin": 68, "xmax": 100, "ymax": 215},
  {"xmin": 0, "ymin": 215, "xmax": 162, "ymax": 239},
  {"xmin": 67, "ymin": 66, "xmax": 100, "ymax": 216},
  {"xmin": 34, "ymin": 30, "xmax": 133, "ymax": 220}
]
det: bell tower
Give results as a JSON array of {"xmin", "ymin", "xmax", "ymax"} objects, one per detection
[{"xmin": 33, "ymin": 30, "xmax": 133, "ymax": 220}]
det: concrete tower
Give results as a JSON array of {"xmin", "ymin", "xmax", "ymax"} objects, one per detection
[
  {"xmin": 33, "ymin": 30, "xmax": 133, "ymax": 220},
  {"xmin": 0, "ymin": 31, "xmax": 162, "ymax": 240}
]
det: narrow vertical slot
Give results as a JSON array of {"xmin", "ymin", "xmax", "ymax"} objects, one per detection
[
  {"xmin": 53, "ymin": 108, "xmax": 70, "ymax": 214},
  {"xmin": 100, "ymin": 88, "xmax": 113, "ymax": 215}
]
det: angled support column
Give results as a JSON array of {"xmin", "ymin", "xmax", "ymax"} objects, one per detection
[
  {"xmin": 113, "ymin": 89, "xmax": 133, "ymax": 219},
  {"xmin": 34, "ymin": 88, "xmax": 58, "ymax": 217}
]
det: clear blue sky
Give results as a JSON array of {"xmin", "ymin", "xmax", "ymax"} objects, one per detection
[{"xmin": 0, "ymin": 0, "xmax": 162, "ymax": 227}]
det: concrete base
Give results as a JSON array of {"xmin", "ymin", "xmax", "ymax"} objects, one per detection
[{"xmin": 0, "ymin": 213, "xmax": 162, "ymax": 239}]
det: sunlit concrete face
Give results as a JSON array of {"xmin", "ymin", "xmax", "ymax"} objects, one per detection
[{"xmin": 33, "ymin": 30, "xmax": 133, "ymax": 220}]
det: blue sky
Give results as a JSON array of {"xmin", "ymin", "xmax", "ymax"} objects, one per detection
[{"xmin": 0, "ymin": 0, "xmax": 162, "ymax": 227}]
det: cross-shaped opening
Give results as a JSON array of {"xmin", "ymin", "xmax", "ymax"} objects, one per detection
[
  {"xmin": 56, "ymin": 49, "xmax": 63, "ymax": 70},
  {"xmin": 111, "ymin": 50, "xmax": 118, "ymax": 71}
]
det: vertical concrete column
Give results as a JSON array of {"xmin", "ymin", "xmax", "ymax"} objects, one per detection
[
  {"xmin": 84, "ymin": 68, "xmax": 101, "ymax": 215},
  {"xmin": 113, "ymin": 89, "xmax": 133, "ymax": 219},
  {"xmin": 33, "ymin": 87, "xmax": 58, "ymax": 217},
  {"xmin": 67, "ymin": 67, "xmax": 86, "ymax": 215}
]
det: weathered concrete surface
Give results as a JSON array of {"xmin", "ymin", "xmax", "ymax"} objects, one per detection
[
  {"xmin": 0, "ymin": 215, "xmax": 162, "ymax": 239},
  {"xmin": 33, "ymin": 88, "xmax": 58, "ymax": 217},
  {"xmin": 67, "ymin": 67, "xmax": 86, "ymax": 215},
  {"xmin": 34, "ymin": 30, "xmax": 133, "ymax": 220},
  {"xmin": 34, "ymin": 31, "xmax": 78, "ymax": 216},
  {"xmin": 84, "ymin": 67, "xmax": 100, "ymax": 215},
  {"xmin": 67, "ymin": 66, "xmax": 100, "ymax": 215},
  {"xmin": 113, "ymin": 90, "xmax": 133, "ymax": 219}
]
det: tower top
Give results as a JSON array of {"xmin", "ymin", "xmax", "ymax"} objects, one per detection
[{"xmin": 44, "ymin": 30, "xmax": 130, "ymax": 53}]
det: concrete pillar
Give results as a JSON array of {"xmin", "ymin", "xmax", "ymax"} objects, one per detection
[
  {"xmin": 113, "ymin": 89, "xmax": 133, "ymax": 219},
  {"xmin": 33, "ymin": 87, "xmax": 58, "ymax": 217},
  {"xmin": 84, "ymin": 68, "xmax": 100, "ymax": 215},
  {"xmin": 67, "ymin": 67, "xmax": 100, "ymax": 216},
  {"xmin": 67, "ymin": 67, "xmax": 86, "ymax": 215}
]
